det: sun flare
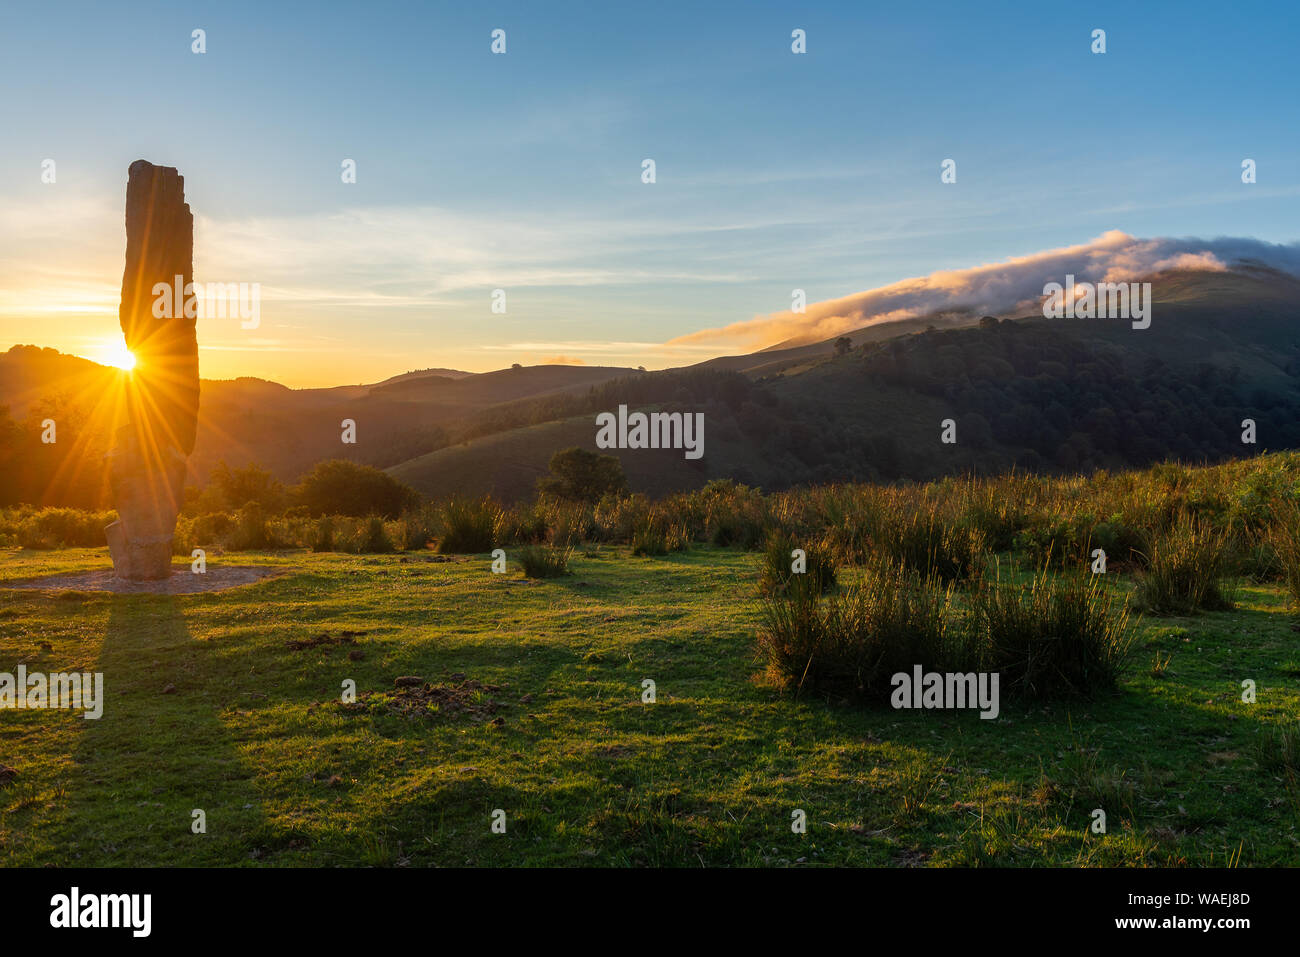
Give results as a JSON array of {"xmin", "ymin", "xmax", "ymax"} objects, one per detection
[{"xmin": 96, "ymin": 341, "xmax": 137, "ymax": 371}]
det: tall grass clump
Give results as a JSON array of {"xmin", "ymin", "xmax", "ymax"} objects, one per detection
[
  {"xmin": 517, "ymin": 543, "xmax": 572, "ymax": 578},
  {"xmin": 956, "ymin": 478, "xmax": 1030, "ymax": 551},
  {"xmin": 876, "ymin": 508, "xmax": 987, "ymax": 582},
  {"xmin": 757, "ymin": 529, "xmax": 836, "ymax": 597},
  {"xmin": 437, "ymin": 496, "xmax": 502, "ymax": 554},
  {"xmin": 400, "ymin": 504, "xmax": 438, "ymax": 550},
  {"xmin": 970, "ymin": 566, "xmax": 1135, "ymax": 699},
  {"xmin": 631, "ymin": 507, "xmax": 688, "ymax": 556},
  {"xmin": 309, "ymin": 516, "xmax": 335, "ymax": 552},
  {"xmin": 1133, "ymin": 517, "xmax": 1235, "ymax": 614},
  {"xmin": 1270, "ymin": 501, "xmax": 1300, "ymax": 608},
  {"xmin": 758, "ymin": 559, "xmax": 953, "ymax": 699},
  {"xmin": 360, "ymin": 516, "xmax": 396, "ymax": 553}
]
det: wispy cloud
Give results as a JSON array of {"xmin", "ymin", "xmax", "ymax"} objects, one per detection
[{"xmin": 669, "ymin": 231, "xmax": 1300, "ymax": 351}]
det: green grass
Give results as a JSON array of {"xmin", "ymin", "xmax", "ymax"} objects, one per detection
[{"xmin": 1, "ymin": 544, "xmax": 1298, "ymax": 867}]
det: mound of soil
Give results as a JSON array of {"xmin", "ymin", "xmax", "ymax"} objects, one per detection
[{"xmin": 344, "ymin": 677, "xmax": 510, "ymax": 724}]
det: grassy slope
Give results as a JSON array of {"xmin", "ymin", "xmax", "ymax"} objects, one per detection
[
  {"xmin": 1, "ymin": 545, "xmax": 1297, "ymax": 867},
  {"xmin": 387, "ymin": 412, "xmax": 789, "ymax": 502}
]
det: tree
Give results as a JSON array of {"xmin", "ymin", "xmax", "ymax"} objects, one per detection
[
  {"xmin": 210, "ymin": 461, "xmax": 285, "ymax": 513},
  {"xmin": 294, "ymin": 459, "xmax": 419, "ymax": 517},
  {"xmin": 537, "ymin": 447, "xmax": 627, "ymax": 502},
  {"xmin": 833, "ymin": 336, "xmax": 853, "ymax": 356}
]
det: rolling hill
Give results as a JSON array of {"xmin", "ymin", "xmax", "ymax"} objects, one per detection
[
  {"xmin": 385, "ymin": 266, "xmax": 1300, "ymax": 500},
  {"xmin": 4, "ymin": 265, "xmax": 1298, "ymax": 506}
]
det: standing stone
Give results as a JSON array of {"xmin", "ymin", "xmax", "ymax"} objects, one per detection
[{"xmin": 105, "ymin": 160, "xmax": 199, "ymax": 581}]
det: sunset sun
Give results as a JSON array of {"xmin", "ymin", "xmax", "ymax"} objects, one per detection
[{"xmin": 97, "ymin": 341, "xmax": 137, "ymax": 371}]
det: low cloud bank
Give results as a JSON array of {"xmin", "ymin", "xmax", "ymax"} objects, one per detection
[{"xmin": 669, "ymin": 231, "xmax": 1300, "ymax": 351}]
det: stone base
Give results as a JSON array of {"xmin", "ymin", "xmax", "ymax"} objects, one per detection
[
  {"xmin": 2, "ymin": 565, "xmax": 283, "ymax": 595},
  {"xmin": 106, "ymin": 519, "xmax": 174, "ymax": 582}
]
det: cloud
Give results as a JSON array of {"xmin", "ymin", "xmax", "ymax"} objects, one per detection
[
  {"xmin": 669, "ymin": 231, "xmax": 1300, "ymax": 351},
  {"xmin": 538, "ymin": 355, "xmax": 586, "ymax": 366}
]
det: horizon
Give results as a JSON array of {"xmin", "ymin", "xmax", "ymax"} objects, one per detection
[{"xmin": 2, "ymin": 0, "xmax": 1299, "ymax": 387}]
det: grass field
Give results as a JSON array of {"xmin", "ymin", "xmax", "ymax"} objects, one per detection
[{"xmin": 2, "ymin": 544, "xmax": 1297, "ymax": 867}]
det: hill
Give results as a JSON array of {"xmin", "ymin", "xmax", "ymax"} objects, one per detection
[
  {"xmin": 386, "ymin": 266, "xmax": 1300, "ymax": 500},
  {"xmin": 0, "ymin": 349, "xmax": 637, "ymax": 504},
  {"xmin": 4, "ymin": 265, "xmax": 1299, "ymax": 506}
]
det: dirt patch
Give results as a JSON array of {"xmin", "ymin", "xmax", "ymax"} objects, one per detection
[
  {"xmin": 343, "ymin": 678, "xmax": 511, "ymax": 724},
  {"xmin": 0, "ymin": 565, "xmax": 284, "ymax": 595}
]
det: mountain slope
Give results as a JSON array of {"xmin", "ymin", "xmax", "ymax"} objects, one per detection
[{"xmin": 385, "ymin": 267, "xmax": 1300, "ymax": 500}]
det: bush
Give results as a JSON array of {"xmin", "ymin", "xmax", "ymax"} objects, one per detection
[
  {"xmin": 295, "ymin": 460, "xmax": 419, "ymax": 518},
  {"xmin": 15, "ymin": 508, "xmax": 115, "ymax": 549},
  {"xmin": 517, "ymin": 543, "xmax": 572, "ymax": 578},
  {"xmin": 1134, "ymin": 518, "xmax": 1235, "ymax": 614},
  {"xmin": 970, "ymin": 567, "xmax": 1135, "ymax": 699},
  {"xmin": 209, "ymin": 461, "xmax": 286, "ymax": 513},
  {"xmin": 437, "ymin": 497, "xmax": 501, "ymax": 554},
  {"xmin": 537, "ymin": 447, "xmax": 628, "ymax": 502},
  {"xmin": 229, "ymin": 501, "xmax": 272, "ymax": 550}
]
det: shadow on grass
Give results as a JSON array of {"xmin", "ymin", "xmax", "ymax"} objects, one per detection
[{"xmin": 66, "ymin": 594, "xmax": 270, "ymax": 865}]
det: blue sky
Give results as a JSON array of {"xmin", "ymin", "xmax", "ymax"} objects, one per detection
[{"xmin": 1, "ymin": 0, "xmax": 1297, "ymax": 385}]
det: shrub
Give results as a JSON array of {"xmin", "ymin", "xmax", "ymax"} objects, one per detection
[
  {"xmin": 15, "ymin": 508, "xmax": 115, "ymax": 549},
  {"xmin": 437, "ymin": 496, "xmax": 501, "ymax": 554},
  {"xmin": 230, "ymin": 501, "xmax": 271, "ymax": 550},
  {"xmin": 209, "ymin": 461, "xmax": 286, "ymax": 513},
  {"xmin": 295, "ymin": 459, "xmax": 419, "ymax": 518},
  {"xmin": 1134, "ymin": 518, "xmax": 1235, "ymax": 614},
  {"xmin": 517, "ymin": 543, "xmax": 572, "ymax": 578},
  {"xmin": 970, "ymin": 567, "xmax": 1135, "ymax": 699},
  {"xmin": 537, "ymin": 447, "xmax": 627, "ymax": 502}
]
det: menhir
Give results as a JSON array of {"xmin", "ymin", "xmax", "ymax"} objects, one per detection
[{"xmin": 105, "ymin": 160, "xmax": 199, "ymax": 580}]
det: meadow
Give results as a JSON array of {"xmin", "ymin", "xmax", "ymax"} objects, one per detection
[{"xmin": 2, "ymin": 454, "xmax": 1299, "ymax": 866}]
